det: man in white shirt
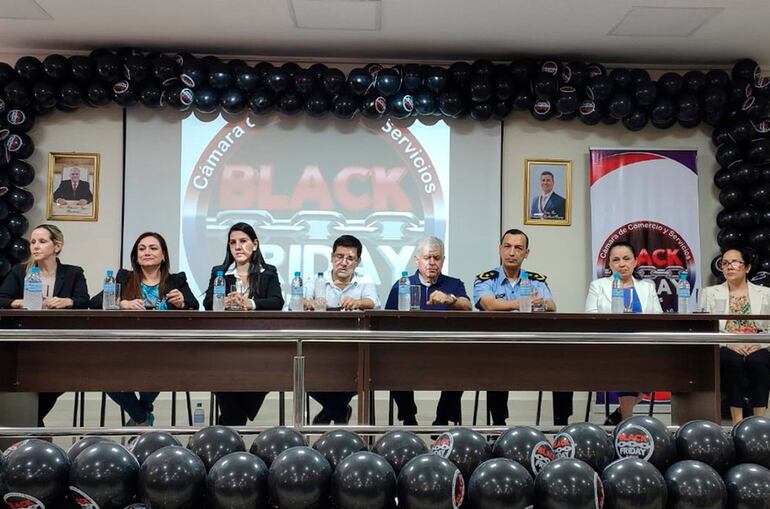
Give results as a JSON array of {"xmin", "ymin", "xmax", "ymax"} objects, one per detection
[{"xmin": 306, "ymin": 235, "xmax": 380, "ymax": 424}]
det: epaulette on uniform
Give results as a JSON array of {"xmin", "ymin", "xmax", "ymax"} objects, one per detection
[
  {"xmin": 527, "ymin": 270, "xmax": 548, "ymax": 282},
  {"xmin": 476, "ymin": 270, "xmax": 499, "ymax": 281}
]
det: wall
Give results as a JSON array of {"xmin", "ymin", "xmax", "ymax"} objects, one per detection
[
  {"xmin": 22, "ymin": 108, "xmax": 124, "ymax": 294},
  {"xmin": 501, "ymin": 115, "xmax": 719, "ymax": 312}
]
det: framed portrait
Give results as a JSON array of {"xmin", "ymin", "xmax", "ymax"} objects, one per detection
[
  {"xmin": 523, "ymin": 159, "xmax": 572, "ymax": 226},
  {"xmin": 46, "ymin": 152, "xmax": 100, "ymax": 221}
]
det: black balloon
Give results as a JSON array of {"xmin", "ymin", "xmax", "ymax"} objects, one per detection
[
  {"xmin": 372, "ymin": 430, "xmax": 429, "ymax": 476},
  {"xmin": 332, "ymin": 93, "xmax": 358, "ymax": 120},
  {"xmin": 650, "ymin": 97, "xmax": 675, "ymax": 124},
  {"xmin": 684, "ymin": 70, "xmax": 708, "ymax": 94},
  {"xmin": 534, "ymin": 458, "xmax": 602, "ymax": 509},
  {"xmin": 312, "ymin": 430, "xmax": 367, "ymax": 470},
  {"xmin": 278, "ymin": 93, "xmax": 301, "ymax": 114},
  {"xmin": 0, "ymin": 224, "xmax": 11, "ymax": 249},
  {"xmin": 5, "ymin": 212, "xmax": 28, "ymax": 237},
  {"xmin": 732, "ymin": 161, "xmax": 760, "ymax": 186},
  {"xmin": 720, "ymin": 187, "xmax": 746, "ymax": 210},
  {"xmin": 401, "ymin": 64, "xmax": 423, "ymax": 93},
  {"xmin": 305, "ymin": 91, "xmax": 329, "ymax": 117},
  {"xmin": 602, "ymin": 457, "xmax": 667, "ymax": 509},
  {"xmin": 125, "ymin": 55, "xmax": 151, "ymax": 83},
  {"xmin": 60, "ymin": 82, "xmax": 84, "ymax": 109},
  {"xmin": 439, "ymin": 91, "xmax": 463, "ymax": 117},
  {"xmin": 70, "ymin": 55, "xmax": 94, "ymax": 82},
  {"xmin": 733, "ymin": 416, "xmax": 770, "ymax": 468},
  {"xmin": 128, "ymin": 431, "xmax": 182, "ymax": 465},
  {"xmin": 361, "ymin": 93, "xmax": 388, "ymax": 119},
  {"xmin": 249, "ymin": 427, "xmax": 305, "ymax": 468},
  {"xmin": 86, "ymin": 81, "xmax": 110, "ymax": 107},
  {"xmin": 512, "ymin": 88, "xmax": 535, "ymax": 111},
  {"xmin": 139, "ymin": 446, "xmax": 206, "ymax": 509},
  {"xmin": 703, "ymin": 86, "xmax": 727, "ymax": 113},
  {"xmin": 397, "ymin": 454, "xmax": 464, "ymax": 509},
  {"xmin": 623, "ymin": 108, "xmax": 648, "ymax": 131},
  {"xmin": 510, "ymin": 59, "xmax": 537, "ymax": 83},
  {"xmin": 42, "ymin": 54, "xmax": 70, "ymax": 81},
  {"xmin": 347, "ymin": 68, "xmax": 373, "ymax": 96},
  {"xmin": 728, "ymin": 117, "xmax": 755, "ymax": 144},
  {"xmin": 268, "ymin": 446, "xmax": 332, "ymax": 509},
  {"xmin": 431, "ymin": 428, "xmax": 491, "ymax": 482},
  {"xmin": 414, "ymin": 90, "xmax": 436, "ymax": 115},
  {"xmin": 265, "ymin": 69, "xmax": 289, "ymax": 94},
  {"xmin": 563, "ymin": 61, "xmax": 589, "ymax": 87},
  {"xmin": 677, "ymin": 94, "xmax": 701, "ymax": 122},
  {"xmin": 717, "ymin": 143, "xmax": 744, "ymax": 169},
  {"xmin": 553, "ymin": 422, "xmax": 614, "ymax": 473},
  {"xmin": 5, "ymin": 108, "xmax": 34, "ymax": 133},
  {"xmin": 95, "ymin": 54, "xmax": 121, "ymax": 83},
  {"xmin": 492, "ymin": 426, "xmax": 555, "ymax": 479},
  {"xmin": 248, "ymin": 88, "xmax": 274, "ymax": 114},
  {"xmin": 734, "ymin": 206, "xmax": 759, "ymax": 229},
  {"xmin": 578, "ymin": 100, "xmax": 601, "ymax": 125},
  {"xmin": 375, "ymin": 68, "xmax": 401, "ymax": 97},
  {"xmin": 587, "ymin": 74, "xmax": 614, "ymax": 102},
  {"xmin": 449, "ymin": 61, "xmax": 472, "ymax": 90},
  {"xmin": 634, "ymin": 80, "xmax": 657, "ymax": 106},
  {"xmin": 331, "ymin": 451, "xmax": 397, "ymax": 509},
  {"xmin": 219, "ymin": 88, "xmax": 247, "ymax": 114},
  {"xmin": 194, "ymin": 86, "xmax": 219, "ymax": 114},
  {"xmin": 675, "ymin": 420, "xmax": 735, "ymax": 473},
  {"xmin": 467, "ymin": 458, "xmax": 533, "ymax": 509},
  {"xmin": 471, "ymin": 101, "xmax": 493, "ymax": 121},
  {"xmin": 280, "ymin": 62, "xmax": 301, "ymax": 78},
  {"xmin": 749, "ymin": 138, "xmax": 770, "ymax": 164},
  {"xmin": 389, "ymin": 92, "xmax": 414, "ymax": 119},
  {"xmin": 292, "ymin": 69, "xmax": 314, "ymax": 97},
  {"xmin": 658, "ymin": 72, "xmax": 684, "ymax": 96},
  {"xmin": 533, "ymin": 72, "xmax": 558, "ymax": 100},
  {"xmin": 67, "ymin": 436, "xmax": 113, "ymax": 462},
  {"xmin": 4, "ymin": 80, "xmax": 31, "ymax": 108},
  {"xmin": 138, "ymin": 85, "xmax": 163, "ymax": 108},
  {"xmin": 468, "ymin": 75, "xmax": 492, "ymax": 102},
  {"xmin": 733, "ymin": 58, "xmax": 761, "ymax": 83},
  {"xmin": 234, "ymin": 67, "xmax": 260, "ymax": 93},
  {"xmin": 613, "ymin": 416, "xmax": 676, "ymax": 472},
  {"xmin": 750, "ymin": 184, "xmax": 770, "ymax": 208},
  {"xmin": 187, "ymin": 425, "xmax": 246, "ymax": 472},
  {"xmin": 33, "ymin": 81, "xmax": 57, "ymax": 111},
  {"xmin": 206, "ymin": 452, "xmax": 269, "ymax": 509},
  {"xmin": 718, "ymin": 228, "xmax": 744, "ymax": 250},
  {"xmin": 555, "ymin": 86, "xmax": 579, "ymax": 115},
  {"xmin": 723, "ymin": 463, "xmax": 770, "ymax": 509},
  {"xmin": 664, "ymin": 460, "xmax": 726, "ymax": 509},
  {"xmin": 70, "ymin": 442, "xmax": 140, "ymax": 509},
  {"xmin": 322, "ymin": 68, "xmax": 346, "ymax": 95},
  {"xmin": 425, "ymin": 67, "xmax": 447, "ymax": 94},
  {"xmin": 494, "ymin": 70, "xmax": 515, "ymax": 101},
  {"xmin": 15, "ymin": 56, "xmax": 43, "ymax": 82},
  {"xmin": 531, "ymin": 99, "xmax": 555, "ymax": 121},
  {"xmin": 3, "ymin": 439, "xmax": 70, "ymax": 509},
  {"xmin": 7, "ymin": 187, "xmax": 33, "ymax": 213}
]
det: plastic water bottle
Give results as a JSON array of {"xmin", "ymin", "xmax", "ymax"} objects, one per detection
[
  {"xmin": 519, "ymin": 270, "xmax": 532, "ymax": 312},
  {"xmin": 314, "ymin": 272, "xmax": 327, "ymax": 311},
  {"xmin": 193, "ymin": 402, "xmax": 205, "ymax": 427},
  {"xmin": 611, "ymin": 273, "xmax": 625, "ymax": 313},
  {"xmin": 23, "ymin": 266, "xmax": 43, "ymax": 310},
  {"xmin": 101, "ymin": 270, "xmax": 116, "ymax": 310},
  {"xmin": 398, "ymin": 271, "xmax": 410, "ymax": 311},
  {"xmin": 677, "ymin": 273, "xmax": 690, "ymax": 314},
  {"xmin": 290, "ymin": 271, "xmax": 303, "ymax": 311},
  {"xmin": 213, "ymin": 270, "xmax": 226, "ymax": 311}
]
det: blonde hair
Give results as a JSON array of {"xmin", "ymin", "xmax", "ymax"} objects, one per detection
[{"xmin": 25, "ymin": 224, "xmax": 64, "ymax": 272}]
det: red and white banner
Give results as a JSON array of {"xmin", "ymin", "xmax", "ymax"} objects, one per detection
[{"xmin": 589, "ymin": 148, "xmax": 701, "ymax": 312}]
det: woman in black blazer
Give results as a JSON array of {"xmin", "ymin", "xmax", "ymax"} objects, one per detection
[
  {"xmin": 0, "ymin": 224, "xmax": 90, "ymax": 425},
  {"xmin": 90, "ymin": 231, "xmax": 199, "ymax": 425},
  {"xmin": 203, "ymin": 222, "xmax": 284, "ymax": 425}
]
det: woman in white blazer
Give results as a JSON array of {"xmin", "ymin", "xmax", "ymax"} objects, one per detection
[
  {"xmin": 701, "ymin": 247, "xmax": 770, "ymax": 424},
  {"xmin": 585, "ymin": 241, "xmax": 663, "ymax": 424}
]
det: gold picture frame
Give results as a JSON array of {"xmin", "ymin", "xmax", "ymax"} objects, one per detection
[
  {"xmin": 46, "ymin": 152, "xmax": 100, "ymax": 221},
  {"xmin": 523, "ymin": 159, "xmax": 572, "ymax": 226}
]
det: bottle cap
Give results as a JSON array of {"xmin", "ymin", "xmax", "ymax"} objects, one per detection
[
  {"xmin": 294, "ymin": 271, "xmax": 301, "ymax": 277},
  {"xmin": 679, "ymin": 273, "xmax": 687, "ymax": 280},
  {"xmin": 520, "ymin": 270, "xmax": 528, "ymax": 279},
  {"xmin": 613, "ymin": 272, "xmax": 621, "ymax": 279},
  {"xmin": 30, "ymin": 266, "xmax": 39, "ymax": 273},
  {"xmin": 216, "ymin": 270, "xmax": 223, "ymax": 276},
  {"xmin": 317, "ymin": 272, "xmax": 323, "ymax": 277},
  {"xmin": 106, "ymin": 269, "xmax": 113, "ymax": 276},
  {"xmin": 402, "ymin": 271, "xmax": 409, "ymax": 277}
]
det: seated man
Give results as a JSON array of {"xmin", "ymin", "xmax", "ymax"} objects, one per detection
[
  {"xmin": 306, "ymin": 234, "xmax": 379, "ymax": 424},
  {"xmin": 474, "ymin": 228, "xmax": 557, "ymax": 425},
  {"xmin": 384, "ymin": 236, "xmax": 472, "ymax": 425}
]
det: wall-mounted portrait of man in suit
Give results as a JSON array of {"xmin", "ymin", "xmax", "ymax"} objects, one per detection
[
  {"xmin": 524, "ymin": 159, "xmax": 571, "ymax": 226},
  {"xmin": 47, "ymin": 152, "xmax": 100, "ymax": 221}
]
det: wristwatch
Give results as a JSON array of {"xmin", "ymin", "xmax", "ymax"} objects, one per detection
[{"xmin": 448, "ymin": 293, "xmax": 458, "ymax": 305}]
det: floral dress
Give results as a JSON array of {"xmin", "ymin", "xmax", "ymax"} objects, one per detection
[{"xmin": 724, "ymin": 295, "xmax": 760, "ymax": 334}]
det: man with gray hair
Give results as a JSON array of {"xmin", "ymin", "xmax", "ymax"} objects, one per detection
[
  {"xmin": 53, "ymin": 166, "xmax": 93, "ymax": 206},
  {"xmin": 384, "ymin": 236, "xmax": 472, "ymax": 425}
]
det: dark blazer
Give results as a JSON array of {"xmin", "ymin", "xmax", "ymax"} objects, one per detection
[
  {"xmin": 52, "ymin": 179, "xmax": 93, "ymax": 203},
  {"xmin": 530, "ymin": 192, "xmax": 566, "ymax": 220},
  {"xmin": 89, "ymin": 268, "xmax": 199, "ymax": 309},
  {"xmin": 0, "ymin": 261, "xmax": 90, "ymax": 309},
  {"xmin": 203, "ymin": 263, "xmax": 284, "ymax": 311}
]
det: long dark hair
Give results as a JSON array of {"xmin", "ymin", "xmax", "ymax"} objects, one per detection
[
  {"xmin": 124, "ymin": 232, "xmax": 171, "ymax": 300},
  {"xmin": 222, "ymin": 222, "xmax": 268, "ymax": 298}
]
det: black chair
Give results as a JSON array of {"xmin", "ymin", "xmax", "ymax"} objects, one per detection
[{"xmin": 73, "ymin": 391, "xmax": 193, "ymax": 426}]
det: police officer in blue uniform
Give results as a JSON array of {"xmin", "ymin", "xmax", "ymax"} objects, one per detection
[{"xmin": 474, "ymin": 228, "xmax": 558, "ymax": 425}]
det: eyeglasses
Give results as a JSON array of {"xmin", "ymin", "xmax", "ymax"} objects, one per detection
[
  {"xmin": 720, "ymin": 259, "xmax": 745, "ymax": 269},
  {"xmin": 332, "ymin": 253, "xmax": 358, "ymax": 264}
]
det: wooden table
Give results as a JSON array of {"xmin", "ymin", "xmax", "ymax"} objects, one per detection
[{"xmin": 0, "ymin": 311, "xmax": 722, "ymax": 425}]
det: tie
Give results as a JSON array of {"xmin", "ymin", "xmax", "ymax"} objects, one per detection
[
  {"xmin": 72, "ymin": 182, "xmax": 77, "ymax": 196},
  {"xmin": 539, "ymin": 195, "xmax": 545, "ymax": 213}
]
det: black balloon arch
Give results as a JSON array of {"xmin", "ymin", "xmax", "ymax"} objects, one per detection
[{"xmin": 0, "ymin": 50, "xmax": 769, "ymax": 279}]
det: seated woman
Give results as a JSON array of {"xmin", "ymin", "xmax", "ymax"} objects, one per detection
[
  {"xmin": 585, "ymin": 240, "xmax": 662, "ymax": 424},
  {"xmin": 0, "ymin": 224, "xmax": 90, "ymax": 425},
  {"xmin": 702, "ymin": 247, "xmax": 770, "ymax": 424},
  {"xmin": 203, "ymin": 222, "xmax": 283, "ymax": 425},
  {"xmin": 90, "ymin": 231, "xmax": 199, "ymax": 425}
]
